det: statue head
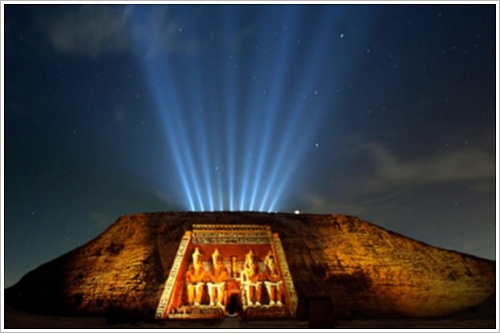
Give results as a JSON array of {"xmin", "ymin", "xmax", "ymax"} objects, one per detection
[
  {"xmin": 245, "ymin": 249, "xmax": 256, "ymax": 264},
  {"xmin": 244, "ymin": 249, "xmax": 259, "ymax": 275},
  {"xmin": 265, "ymin": 251, "xmax": 276, "ymax": 270},
  {"xmin": 212, "ymin": 248, "xmax": 223, "ymax": 268},
  {"xmin": 192, "ymin": 247, "xmax": 203, "ymax": 270}
]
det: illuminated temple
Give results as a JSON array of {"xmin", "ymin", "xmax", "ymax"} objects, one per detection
[
  {"xmin": 4, "ymin": 212, "xmax": 496, "ymax": 328},
  {"xmin": 155, "ymin": 224, "xmax": 297, "ymax": 320}
]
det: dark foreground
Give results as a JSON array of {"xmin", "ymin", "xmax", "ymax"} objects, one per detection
[{"xmin": 3, "ymin": 305, "xmax": 496, "ymax": 329}]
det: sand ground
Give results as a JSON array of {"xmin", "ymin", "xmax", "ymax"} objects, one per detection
[{"xmin": 3, "ymin": 305, "xmax": 496, "ymax": 329}]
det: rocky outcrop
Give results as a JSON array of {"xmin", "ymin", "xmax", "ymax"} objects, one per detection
[{"xmin": 5, "ymin": 212, "xmax": 496, "ymax": 320}]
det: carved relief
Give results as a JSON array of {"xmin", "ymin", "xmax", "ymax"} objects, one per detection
[{"xmin": 156, "ymin": 225, "xmax": 296, "ymax": 320}]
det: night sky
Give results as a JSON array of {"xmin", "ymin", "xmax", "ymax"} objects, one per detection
[{"xmin": 2, "ymin": 3, "xmax": 497, "ymax": 288}]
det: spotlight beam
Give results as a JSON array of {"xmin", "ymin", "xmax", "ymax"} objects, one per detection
[
  {"xmin": 248, "ymin": 6, "xmax": 302, "ymax": 212},
  {"xmin": 130, "ymin": 6, "xmax": 205, "ymax": 211},
  {"xmin": 128, "ymin": 6, "xmax": 372, "ymax": 213},
  {"xmin": 259, "ymin": 7, "xmax": 345, "ymax": 212}
]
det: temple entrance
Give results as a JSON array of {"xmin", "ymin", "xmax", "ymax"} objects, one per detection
[
  {"xmin": 226, "ymin": 293, "xmax": 241, "ymax": 317},
  {"xmin": 155, "ymin": 224, "xmax": 297, "ymax": 320}
]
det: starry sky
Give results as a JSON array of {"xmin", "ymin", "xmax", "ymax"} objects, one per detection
[{"xmin": 2, "ymin": 3, "xmax": 497, "ymax": 288}]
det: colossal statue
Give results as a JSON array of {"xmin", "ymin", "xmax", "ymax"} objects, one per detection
[
  {"xmin": 207, "ymin": 248, "xmax": 229, "ymax": 306},
  {"xmin": 240, "ymin": 249, "xmax": 264, "ymax": 306},
  {"xmin": 264, "ymin": 251, "xmax": 283, "ymax": 306},
  {"xmin": 185, "ymin": 247, "xmax": 207, "ymax": 306}
]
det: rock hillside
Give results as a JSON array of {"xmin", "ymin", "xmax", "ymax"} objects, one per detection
[{"xmin": 5, "ymin": 212, "xmax": 496, "ymax": 320}]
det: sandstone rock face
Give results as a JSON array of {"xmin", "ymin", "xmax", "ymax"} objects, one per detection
[{"xmin": 5, "ymin": 212, "xmax": 496, "ymax": 320}]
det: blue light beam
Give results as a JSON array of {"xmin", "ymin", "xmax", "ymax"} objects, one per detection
[{"xmin": 128, "ymin": 5, "xmax": 369, "ymax": 212}]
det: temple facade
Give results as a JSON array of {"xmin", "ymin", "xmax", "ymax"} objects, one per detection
[{"xmin": 155, "ymin": 224, "xmax": 297, "ymax": 320}]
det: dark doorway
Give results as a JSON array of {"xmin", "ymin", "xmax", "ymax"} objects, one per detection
[{"xmin": 226, "ymin": 293, "xmax": 241, "ymax": 317}]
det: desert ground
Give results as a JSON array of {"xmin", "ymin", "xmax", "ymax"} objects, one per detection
[{"xmin": 3, "ymin": 304, "xmax": 496, "ymax": 329}]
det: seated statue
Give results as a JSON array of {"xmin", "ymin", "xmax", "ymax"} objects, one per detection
[
  {"xmin": 263, "ymin": 251, "xmax": 283, "ymax": 306},
  {"xmin": 240, "ymin": 249, "xmax": 264, "ymax": 306},
  {"xmin": 185, "ymin": 247, "xmax": 207, "ymax": 306},
  {"xmin": 207, "ymin": 248, "xmax": 229, "ymax": 306}
]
